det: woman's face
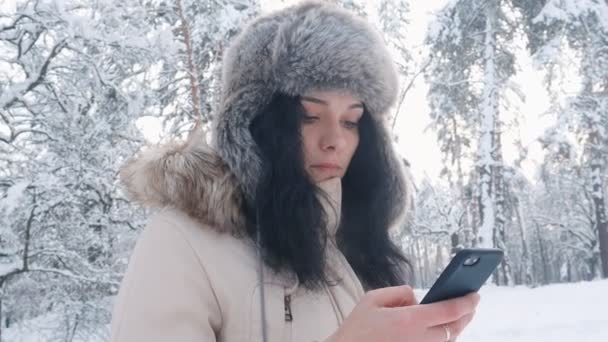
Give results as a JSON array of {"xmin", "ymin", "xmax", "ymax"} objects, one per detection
[{"xmin": 300, "ymin": 90, "xmax": 364, "ymax": 183}]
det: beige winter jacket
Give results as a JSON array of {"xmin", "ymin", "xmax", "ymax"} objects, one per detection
[{"xmin": 109, "ymin": 139, "xmax": 367, "ymax": 342}]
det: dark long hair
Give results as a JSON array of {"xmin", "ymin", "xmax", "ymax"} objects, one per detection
[{"xmin": 246, "ymin": 92, "xmax": 411, "ymax": 291}]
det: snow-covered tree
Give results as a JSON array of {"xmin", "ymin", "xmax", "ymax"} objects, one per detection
[
  {"xmin": 425, "ymin": 0, "xmax": 537, "ymax": 285},
  {"xmin": 407, "ymin": 178, "xmax": 463, "ymax": 287},
  {"xmin": 0, "ymin": 0, "xmax": 259, "ymax": 339},
  {"xmin": 0, "ymin": 0, "xmax": 167, "ymax": 338},
  {"xmin": 154, "ymin": 0, "xmax": 259, "ymax": 138},
  {"xmin": 526, "ymin": 0, "xmax": 608, "ymax": 278}
]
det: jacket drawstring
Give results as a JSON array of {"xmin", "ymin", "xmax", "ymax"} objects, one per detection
[
  {"xmin": 284, "ymin": 275, "xmax": 299, "ymax": 296},
  {"xmin": 284, "ymin": 275, "xmax": 299, "ymax": 323},
  {"xmin": 256, "ymin": 224, "xmax": 269, "ymax": 342},
  {"xmin": 323, "ymin": 282, "xmax": 344, "ymax": 324}
]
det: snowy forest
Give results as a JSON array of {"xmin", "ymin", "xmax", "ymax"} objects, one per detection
[{"xmin": 0, "ymin": 0, "xmax": 606, "ymax": 340}]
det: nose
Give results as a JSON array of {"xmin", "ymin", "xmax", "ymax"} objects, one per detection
[{"xmin": 319, "ymin": 120, "xmax": 345, "ymax": 152}]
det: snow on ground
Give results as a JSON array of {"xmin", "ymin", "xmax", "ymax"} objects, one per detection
[
  {"xmin": 8, "ymin": 279, "xmax": 608, "ymax": 341},
  {"xmin": 418, "ymin": 279, "xmax": 608, "ymax": 342}
]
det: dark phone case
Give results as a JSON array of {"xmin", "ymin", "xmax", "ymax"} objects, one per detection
[{"xmin": 420, "ymin": 248, "xmax": 504, "ymax": 304}]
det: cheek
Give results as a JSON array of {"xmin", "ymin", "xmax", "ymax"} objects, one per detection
[{"xmin": 300, "ymin": 126, "xmax": 316, "ymax": 161}]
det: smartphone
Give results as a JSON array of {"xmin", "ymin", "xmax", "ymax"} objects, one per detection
[{"xmin": 420, "ymin": 248, "xmax": 504, "ymax": 304}]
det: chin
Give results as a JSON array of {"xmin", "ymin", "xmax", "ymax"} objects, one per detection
[
  {"xmin": 314, "ymin": 171, "xmax": 344, "ymax": 182},
  {"xmin": 316, "ymin": 175, "xmax": 341, "ymax": 183},
  {"xmin": 307, "ymin": 167, "xmax": 344, "ymax": 183}
]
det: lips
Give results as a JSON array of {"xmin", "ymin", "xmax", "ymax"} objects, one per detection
[
  {"xmin": 311, "ymin": 163, "xmax": 341, "ymax": 170},
  {"xmin": 309, "ymin": 163, "xmax": 343, "ymax": 182}
]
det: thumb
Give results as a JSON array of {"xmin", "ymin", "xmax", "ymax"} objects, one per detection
[{"xmin": 368, "ymin": 285, "xmax": 417, "ymax": 308}]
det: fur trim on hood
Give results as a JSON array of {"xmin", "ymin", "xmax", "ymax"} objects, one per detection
[{"xmin": 119, "ymin": 131, "xmax": 246, "ymax": 236}]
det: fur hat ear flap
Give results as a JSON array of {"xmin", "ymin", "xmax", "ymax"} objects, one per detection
[{"xmin": 213, "ymin": 86, "xmax": 271, "ymax": 203}]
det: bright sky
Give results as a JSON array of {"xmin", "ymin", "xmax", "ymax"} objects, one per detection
[{"xmin": 0, "ymin": 1, "xmax": 14, "ymax": 12}]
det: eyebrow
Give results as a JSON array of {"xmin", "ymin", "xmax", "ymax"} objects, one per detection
[{"xmin": 300, "ymin": 96, "xmax": 364, "ymax": 109}]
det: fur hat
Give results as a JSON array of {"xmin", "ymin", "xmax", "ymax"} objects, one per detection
[{"xmin": 213, "ymin": 1, "xmax": 403, "ymax": 205}]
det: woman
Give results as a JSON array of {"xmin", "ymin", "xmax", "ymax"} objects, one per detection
[{"xmin": 110, "ymin": 1, "xmax": 479, "ymax": 341}]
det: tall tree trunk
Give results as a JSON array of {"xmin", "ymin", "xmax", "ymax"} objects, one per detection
[
  {"xmin": 514, "ymin": 195, "xmax": 533, "ymax": 285},
  {"xmin": 493, "ymin": 127, "xmax": 513, "ymax": 285},
  {"xmin": 452, "ymin": 117, "xmax": 474, "ymax": 248},
  {"xmin": 476, "ymin": 0, "xmax": 498, "ymax": 249},
  {"xmin": 435, "ymin": 245, "xmax": 445, "ymax": 274},
  {"xmin": 535, "ymin": 222, "xmax": 550, "ymax": 284},
  {"xmin": 580, "ymin": 32, "xmax": 608, "ymax": 280},
  {"xmin": 176, "ymin": 0, "xmax": 204, "ymax": 135},
  {"xmin": 471, "ymin": 170, "xmax": 481, "ymax": 247},
  {"xmin": 477, "ymin": 0, "xmax": 514, "ymax": 285},
  {"xmin": 415, "ymin": 238, "xmax": 425, "ymax": 288},
  {"xmin": 406, "ymin": 242, "xmax": 417, "ymax": 286},
  {"xmin": 423, "ymin": 238, "xmax": 431, "ymax": 288},
  {"xmin": 589, "ymin": 138, "xmax": 608, "ymax": 278}
]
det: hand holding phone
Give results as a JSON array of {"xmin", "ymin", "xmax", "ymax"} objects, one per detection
[
  {"xmin": 420, "ymin": 248, "xmax": 504, "ymax": 304},
  {"xmin": 326, "ymin": 248, "xmax": 501, "ymax": 342}
]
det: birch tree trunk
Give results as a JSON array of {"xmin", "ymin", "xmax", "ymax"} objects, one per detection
[{"xmin": 476, "ymin": 0, "xmax": 498, "ymax": 249}]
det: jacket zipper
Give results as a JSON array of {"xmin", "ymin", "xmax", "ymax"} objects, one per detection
[{"xmin": 284, "ymin": 294, "xmax": 293, "ymax": 322}]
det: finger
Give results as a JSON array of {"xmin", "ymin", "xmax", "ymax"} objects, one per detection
[
  {"xmin": 428, "ymin": 312, "xmax": 475, "ymax": 341},
  {"xmin": 367, "ymin": 285, "xmax": 417, "ymax": 308},
  {"xmin": 413, "ymin": 292, "xmax": 480, "ymax": 327}
]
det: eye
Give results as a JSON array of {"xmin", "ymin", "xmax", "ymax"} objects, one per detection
[
  {"xmin": 343, "ymin": 120, "xmax": 359, "ymax": 129},
  {"xmin": 302, "ymin": 115, "xmax": 319, "ymax": 124}
]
